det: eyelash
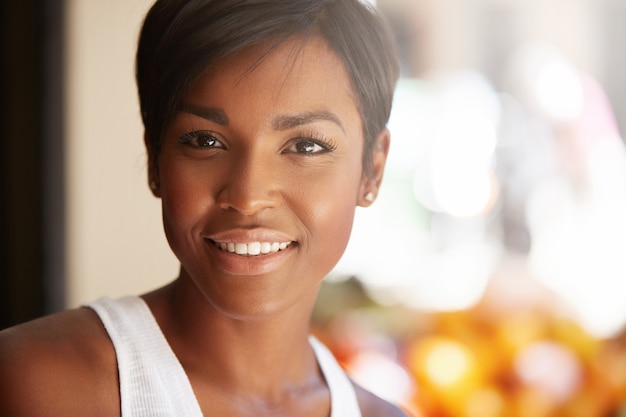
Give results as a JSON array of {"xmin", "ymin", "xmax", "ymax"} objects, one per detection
[
  {"xmin": 178, "ymin": 130, "xmax": 224, "ymax": 149},
  {"xmin": 177, "ymin": 130, "xmax": 337, "ymax": 155},
  {"xmin": 285, "ymin": 132, "xmax": 338, "ymax": 155}
]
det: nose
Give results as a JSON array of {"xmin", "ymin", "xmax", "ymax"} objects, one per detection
[{"xmin": 216, "ymin": 153, "xmax": 282, "ymax": 215}]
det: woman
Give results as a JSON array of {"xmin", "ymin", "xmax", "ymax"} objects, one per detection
[{"xmin": 0, "ymin": 0, "xmax": 404, "ymax": 415}]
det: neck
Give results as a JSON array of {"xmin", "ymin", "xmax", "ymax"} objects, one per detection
[{"xmin": 143, "ymin": 276, "xmax": 323, "ymax": 398}]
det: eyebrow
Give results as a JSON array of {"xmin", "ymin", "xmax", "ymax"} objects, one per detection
[
  {"xmin": 178, "ymin": 104, "xmax": 344, "ymax": 133},
  {"xmin": 271, "ymin": 111, "xmax": 345, "ymax": 132},
  {"xmin": 178, "ymin": 104, "xmax": 229, "ymax": 125}
]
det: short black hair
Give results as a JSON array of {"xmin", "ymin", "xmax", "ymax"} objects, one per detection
[{"xmin": 136, "ymin": 0, "xmax": 399, "ymax": 176}]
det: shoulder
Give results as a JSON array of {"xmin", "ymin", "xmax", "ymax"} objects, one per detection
[
  {"xmin": 0, "ymin": 307, "xmax": 119, "ymax": 417},
  {"xmin": 354, "ymin": 382, "xmax": 412, "ymax": 417}
]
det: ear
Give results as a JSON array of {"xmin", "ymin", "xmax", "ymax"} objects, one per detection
[
  {"xmin": 358, "ymin": 128, "xmax": 390, "ymax": 207},
  {"xmin": 144, "ymin": 132, "xmax": 161, "ymax": 198}
]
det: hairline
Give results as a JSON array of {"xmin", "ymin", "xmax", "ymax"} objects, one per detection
[{"xmin": 150, "ymin": 32, "xmax": 376, "ymax": 175}]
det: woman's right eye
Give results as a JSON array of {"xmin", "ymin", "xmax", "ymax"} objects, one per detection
[{"xmin": 178, "ymin": 130, "xmax": 225, "ymax": 149}]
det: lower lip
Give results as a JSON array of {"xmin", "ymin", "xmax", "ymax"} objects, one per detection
[{"xmin": 204, "ymin": 240, "xmax": 295, "ymax": 276}]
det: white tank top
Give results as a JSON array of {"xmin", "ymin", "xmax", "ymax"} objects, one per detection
[{"xmin": 89, "ymin": 296, "xmax": 362, "ymax": 417}]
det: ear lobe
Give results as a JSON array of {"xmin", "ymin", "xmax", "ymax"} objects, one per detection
[
  {"xmin": 149, "ymin": 178, "xmax": 161, "ymax": 198},
  {"xmin": 144, "ymin": 132, "xmax": 161, "ymax": 198},
  {"xmin": 358, "ymin": 128, "xmax": 390, "ymax": 207}
]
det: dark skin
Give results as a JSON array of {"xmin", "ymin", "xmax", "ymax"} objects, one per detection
[
  {"xmin": 0, "ymin": 37, "xmax": 409, "ymax": 417},
  {"xmin": 0, "ymin": 304, "xmax": 406, "ymax": 416}
]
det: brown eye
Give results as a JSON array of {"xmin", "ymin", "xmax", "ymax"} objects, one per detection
[
  {"xmin": 284, "ymin": 138, "xmax": 336, "ymax": 155},
  {"xmin": 178, "ymin": 130, "xmax": 225, "ymax": 149},
  {"xmin": 197, "ymin": 135, "xmax": 217, "ymax": 147},
  {"xmin": 295, "ymin": 141, "xmax": 323, "ymax": 154}
]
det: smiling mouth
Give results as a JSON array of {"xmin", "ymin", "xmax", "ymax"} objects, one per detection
[{"xmin": 210, "ymin": 240, "xmax": 293, "ymax": 256}]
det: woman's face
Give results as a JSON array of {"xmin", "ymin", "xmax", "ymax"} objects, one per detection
[{"xmin": 155, "ymin": 36, "xmax": 385, "ymax": 319}]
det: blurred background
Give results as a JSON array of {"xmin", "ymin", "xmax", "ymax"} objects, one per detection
[{"xmin": 2, "ymin": 0, "xmax": 626, "ymax": 415}]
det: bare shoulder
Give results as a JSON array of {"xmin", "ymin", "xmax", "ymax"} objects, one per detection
[
  {"xmin": 0, "ymin": 308, "xmax": 119, "ymax": 417},
  {"xmin": 354, "ymin": 382, "xmax": 412, "ymax": 417}
]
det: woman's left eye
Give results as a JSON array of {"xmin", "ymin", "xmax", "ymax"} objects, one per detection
[{"xmin": 285, "ymin": 139, "xmax": 336, "ymax": 155}]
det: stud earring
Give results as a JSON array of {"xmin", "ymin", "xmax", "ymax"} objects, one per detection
[
  {"xmin": 149, "ymin": 180, "xmax": 158, "ymax": 191},
  {"xmin": 364, "ymin": 192, "xmax": 375, "ymax": 203}
]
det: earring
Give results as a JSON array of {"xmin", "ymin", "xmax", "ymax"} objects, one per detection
[
  {"xmin": 149, "ymin": 180, "xmax": 158, "ymax": 191},
  {"xmin": 364, "ymin": 192, "xmax": 375, "ymax": 203}
]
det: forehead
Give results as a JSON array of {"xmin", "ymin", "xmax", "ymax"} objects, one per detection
[{"xmin": 183, "ymin": 36, "xmax": 362, "ymax": 133}]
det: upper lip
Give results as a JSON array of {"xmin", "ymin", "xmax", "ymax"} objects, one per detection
[{"xmin": 205, "ymin": 228, "xmax": 295, "ymax": 244}]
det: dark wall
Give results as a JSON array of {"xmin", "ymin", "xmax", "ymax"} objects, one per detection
[{"xmin": 0, "ymin": 0, "xmax": 65, "ymax": 329}]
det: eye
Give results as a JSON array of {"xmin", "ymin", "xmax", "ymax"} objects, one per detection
[
  {"xmin": 294, "ymin": 140, "xmax": 324, "ymax": 154},
  {"xmin": 178, "ymin": 130, "xmax": 225, "ymax": 149},
  {"xmin": 284, "ymin": 137, "xmax": 337, "ymax": 155}
]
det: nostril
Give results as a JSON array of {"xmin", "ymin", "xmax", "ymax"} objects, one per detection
[{"xmin": 216, "ymin": 189, "xmax": 281, "ymax": 215}]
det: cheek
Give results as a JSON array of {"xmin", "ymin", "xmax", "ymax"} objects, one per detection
[
  {"xmin": 295, "ymin": 167, "xmax": 362, "ymax": 272},
  {"xmin": 158, "ymin": 160, "xmax": 209, "ymax": 250},
  {"xmin": 315, "ymin": 200, "xmax": 355, "ymax": 266},
  {"xmin": 310, "ymin": 186, "xmax": 356, "ymax": 238}
]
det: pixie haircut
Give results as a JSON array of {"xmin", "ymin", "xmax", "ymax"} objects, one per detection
[{"xmin": 136, "ymin": 0, "xmax": 399, "ymax": 176}]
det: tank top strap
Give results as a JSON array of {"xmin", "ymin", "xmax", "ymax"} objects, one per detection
[
  {"xmin": 89, "ymin": 296, "xmax": 203, "ymax": 417},
  {"xmin": 90, "ymin": 296, "xmax": 362, "ymax": 417},
  {"xmin": 309, "ymin": 336, "xmax": 362, "ymax": 417}
]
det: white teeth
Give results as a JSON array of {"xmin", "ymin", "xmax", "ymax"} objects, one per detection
[
  {"xmin": 260, "ymin": 242, "xmax": 271, "ymax": 254},
  {"xmin": 248, "ymin": 242, "xmax": 261, "ymax": 255},
  {"xmin": 214, "ymin": 241, "xmax": 292, "ymax": 256},
  {"xmin": 235, "ymin": 243, "xmax": 247, "ymax": 255}
]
